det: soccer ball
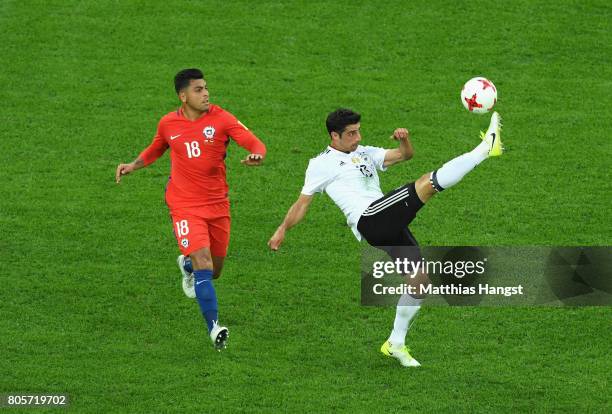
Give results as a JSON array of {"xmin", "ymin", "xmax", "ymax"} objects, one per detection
[{"xmin": 461, "ymin": 77, "xmax": 497, "ymax": 114}]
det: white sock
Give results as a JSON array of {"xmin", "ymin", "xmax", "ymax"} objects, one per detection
[
  {"xmin": 388, "ymin": 294, "xmax": 423, "ymax": 348},
  {"xmin": 433, "ymin": 143, "xmax": 488, "ymax": 190}
]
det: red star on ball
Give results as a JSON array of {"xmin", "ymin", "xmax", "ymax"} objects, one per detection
[
  {"xmin": 464, "ymin": 93, "xmax": 482, "ymax": 111},
  {"xmin": 478, "ymin": 78, "xmax": 496, "ymax": 92}
]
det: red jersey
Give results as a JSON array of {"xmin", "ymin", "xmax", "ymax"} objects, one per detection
[{"xmin": 139, "ymin": 104, "xmax": 266, "ymax": 208}]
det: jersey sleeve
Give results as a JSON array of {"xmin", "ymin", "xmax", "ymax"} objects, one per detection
[
  {"xmin": 362, "ymin": 145, "xmax": 388, "ymax": 171},
  {"xmin": 224, "ymin": 112, "xmax": 267, "ymax": 156},
  {"xmin": 301, "ymin": 159, "xmax": 329, "ymax": 195},
  {"xmin": 139, "ymin": 120, "xmax": 169, "ymax": 166}
]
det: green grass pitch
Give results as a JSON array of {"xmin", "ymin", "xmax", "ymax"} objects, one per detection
[{"xmin": 1, "ymin": 0, "xmax": 610, "ymax": 412}]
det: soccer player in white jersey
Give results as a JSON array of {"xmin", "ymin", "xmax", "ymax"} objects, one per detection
[{"xmin": 268, "ymin": 108, "xmax": 503, "ymax": 367}]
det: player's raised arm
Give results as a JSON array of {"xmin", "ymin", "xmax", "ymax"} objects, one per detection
[
  {"xmin": 383, "ymin": 128, "xmax": 414, "ymax": 168},
  {"xmin": 116, "ymin": 157, "xmax": 145, "ymax": 183},
  {"xmin": 268, "ymin": 194, "xmax": 313, "ymax": 251},
  {"xmin": 116, "ymin": 124, "xmax": 169, "ymax": 183},
  {"xmin": 226, "ymin": 116, "xmax": 267, "ymax": 166}
]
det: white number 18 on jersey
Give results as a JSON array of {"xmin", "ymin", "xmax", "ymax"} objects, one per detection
[{"xmin": 184, "ymin": 141, "xmax": 201, "ymax": 158}]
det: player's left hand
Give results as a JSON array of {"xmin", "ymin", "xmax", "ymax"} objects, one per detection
[
  {"xmin": 390, "ymin": 128, "xmax": 410, "ymax": 141},
  {"xmin": 241, "ymin": 153, "xmax": 264, "ymax": 166}
]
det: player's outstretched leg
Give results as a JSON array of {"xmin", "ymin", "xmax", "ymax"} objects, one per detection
[
  {"xmin": 177, "ymin": 255, "xmax": 196, "ymax": 299},
  {"xmin": 415, "ymin": 111, "xmax": 503, "ymax": 203},
  {"xmin": 191, "ymin": 248, "xmax": 229, "ymax": 351}
]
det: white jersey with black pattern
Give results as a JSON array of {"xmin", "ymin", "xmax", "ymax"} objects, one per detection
[{"xmin": 301, "ymin": 145, "xmax": 388, "ymax": 240}]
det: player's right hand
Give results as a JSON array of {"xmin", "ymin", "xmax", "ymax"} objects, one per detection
[
  {"xmin": 390, "ymin": 128, "xmax": 410, "ymax": 141},
  {"xmin": 241, "ymin": 153, "xmax": 264, "ymax": 166},
  {"xmin": 268, "ymin": 228, "xmax": 285, "ymax": 251},
  {"xmin": 115, "ymin": 163, "xmax": 135, "ymax": 183}
]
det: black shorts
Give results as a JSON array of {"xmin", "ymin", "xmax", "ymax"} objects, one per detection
[{"xmin": 357, "ymin": 182, "xmax": 424, "ymax": 260}]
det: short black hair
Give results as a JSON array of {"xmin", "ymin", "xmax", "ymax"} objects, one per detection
[
  {"xmin": 326, "ymin": 108, "xmax": 361, "ymax": 137},
  {"xmin": 174, "ymin": 68, "xmax": 204, "ymax": 94}
]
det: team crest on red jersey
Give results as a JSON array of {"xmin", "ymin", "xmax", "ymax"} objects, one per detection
[{"xmin": 203, "ymin": 126, "xmax": 216, "ymax": 143}]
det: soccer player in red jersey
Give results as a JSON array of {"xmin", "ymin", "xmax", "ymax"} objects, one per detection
[{"xmin": 116, "ymin": 69, "xmax": 266, "ymax": 350}]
